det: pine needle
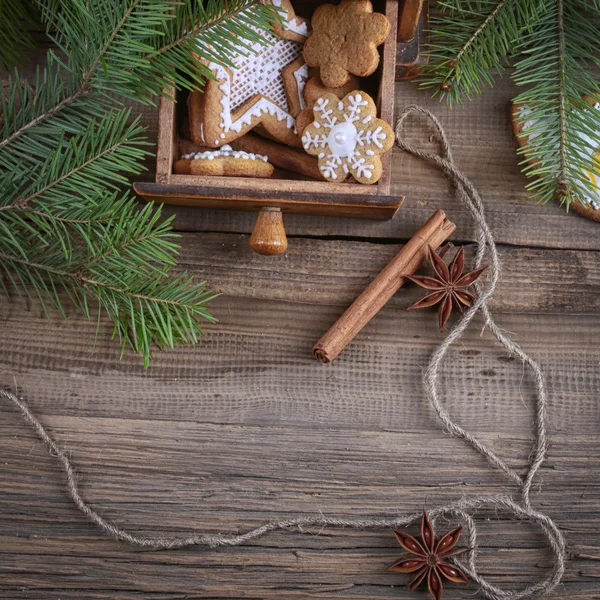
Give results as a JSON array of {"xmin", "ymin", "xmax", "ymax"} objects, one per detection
[
  {"xmin": 419, "ymin": 0, "xmax": 600, "ymax": 209},
  {"xmin": 0, "ymin": 0, "xmax": 282, "ymax": 364}
]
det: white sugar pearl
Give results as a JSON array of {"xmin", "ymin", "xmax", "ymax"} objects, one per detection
[{"xmin": 334, "ymin": 131, "xmax": 347, "ymax": 145}]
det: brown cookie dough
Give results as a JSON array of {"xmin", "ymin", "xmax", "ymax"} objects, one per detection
[
  {"xmin": 188, "ymin": 0, "xmax": 310, "ymax": 148},
  {"xmin": 174, "ymin": 145, "xmax": 274, "ymax": 178},
  {"xmin": 302, "ymin": 0, "xmax": 390, "ymax": 88},
  {"xmin": 295, "ymin": 75, "xmax": 361, "ymax": 135},
  {"xmin": 571, "ymin": 200, "xmax": 600, "ymax": 222}
]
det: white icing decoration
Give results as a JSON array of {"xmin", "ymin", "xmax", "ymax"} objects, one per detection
[
  {"xmin": 357, "ymin": 126, "xmax": 386, "ymax": 149},
  {"xmin": 270, "ymin": 0, "xmax": 311, "ymax": 36},
  {"xmin": 202, "ymin": 7, "xmax": 308, "ymax": 144},
  {"xmin": 350, "ymin": 157, "xmax": 373, "ymax": 179},
  {"xmin": 344, "ymin": 94, "xmax": 368, "ymax": 124},
  {"xmin": 302, "ymin": 93, "xmax": 391, "ymax": 182},
  {"xmin": 181, "ymin": 145, "xmax": 269, "ymax": 162},
  {"xmin": 327, "ymin": 122, "xmax": 358, "ymax": 157},
  {"xmin": 209, "ymin": 62, "xmax": 297, "ymax": 136},
  {"xmin": 294, "ymin": 64, "xmax": 309, "ymax": 111}
]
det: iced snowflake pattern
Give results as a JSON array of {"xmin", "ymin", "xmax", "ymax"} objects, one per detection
[{"xmin": 301, "ymin": 91, "xmax": 394, "ymax": 184}]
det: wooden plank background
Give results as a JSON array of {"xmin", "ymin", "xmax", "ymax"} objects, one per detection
[{"xmin": 2, "ymin": 60, "xmax": 600, "ymax": 599}]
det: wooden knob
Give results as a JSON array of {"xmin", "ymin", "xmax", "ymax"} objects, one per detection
[{"xmin": 249, "ymin": 207, "xmax": 288, "ymax": 255}]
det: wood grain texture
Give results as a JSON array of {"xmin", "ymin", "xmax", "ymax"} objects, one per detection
[
  {"xmin": 161, "ymin": 232, "xmax": 600, "ymax": 313},
  {"xmin": 2, "ymin": 40, "xmax": 600, "ymax": 600},
  {"xmin": 1, "ymin": 299, "xmax": 600, "ymax": 598},
  {"xmin": 153, "ymin": 77, "xmax": 600, "ymax": 251}
]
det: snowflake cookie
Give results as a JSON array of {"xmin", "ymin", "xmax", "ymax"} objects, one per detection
[{"xmin": 301, "ymin": 91, "xmax": 394, "ymax": 184}]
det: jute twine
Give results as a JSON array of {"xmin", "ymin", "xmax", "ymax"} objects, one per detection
[{"xmin": 1, "ymin": 106, "xmax": 566, "ymax": 600}]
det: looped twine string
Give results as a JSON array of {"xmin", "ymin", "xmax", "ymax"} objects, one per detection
[
  {"xmin": 1, "ymin": 105, "xmax": 566, "ymax": 600},
  {"xmin": 394, "ymin": 105, "xmax": 566, "ymax": 598}
]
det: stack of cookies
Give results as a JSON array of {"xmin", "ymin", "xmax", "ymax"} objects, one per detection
[{"xmin": 181, "ymin": 0, "xmax": 395, "ymax": 185}]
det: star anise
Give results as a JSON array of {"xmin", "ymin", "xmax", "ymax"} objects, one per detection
[
  {"xmin": 406, "ymin": 245, "xmax": 487, "ymax": 332},
  {"xmin": 389, "ymin": 513, "xmax": 470, "ymax": 600}
]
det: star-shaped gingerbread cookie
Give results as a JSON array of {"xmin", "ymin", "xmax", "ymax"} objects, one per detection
[{"xmin": 189, "ymin": 0, "xmax": 310, "ymax": 148}]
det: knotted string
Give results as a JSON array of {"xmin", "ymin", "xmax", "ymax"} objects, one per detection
[{"xmin": 1, "ymin": 105, "xmax": 566, "ymax": 600}]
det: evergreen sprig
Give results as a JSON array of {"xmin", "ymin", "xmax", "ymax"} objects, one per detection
[
  {"xmin": 0, "ymin": 0, "xmax": 39, "ymax": 70},
  {"xmin": 421, "ymin": 0, "xmax": 600, "ymax": 209},
  {"xmin": 0, "ymin": 0, "xmax": 281, "ymax": 364}
]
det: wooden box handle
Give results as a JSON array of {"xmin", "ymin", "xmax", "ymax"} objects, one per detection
[{"xmin": 249, "ymin": 207, "xmax": 288, "ymax": 255}]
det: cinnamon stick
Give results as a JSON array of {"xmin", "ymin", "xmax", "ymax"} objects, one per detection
[
  {"xmin": 312, "ymin": 209, "xmax": 456, "ymax": 363},
  {"xmin": 231, "ymin": 133, "xmax": 325, "ymax": 180}
]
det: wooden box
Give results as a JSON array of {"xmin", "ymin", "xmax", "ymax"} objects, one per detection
[{"xmin": 134, "ymin": 0, "xmax": 402, "ymax": 254}]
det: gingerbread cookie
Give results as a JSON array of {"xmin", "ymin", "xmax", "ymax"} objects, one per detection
[
  {"xmin": 301, "ymin": 91, "xmax": 394, "ymax": 184},
  {"xmin": 302, "ymin": 0, "xmax": 390, "ymax": 88},
  {"xmin": 304, "ymin": 75, "xmax": 361, "ymax": 107},
  {"xmin": 295, "ymin": 74, "xmax": 361, "ymax": 134},
  {"xmin": 264, "ymin": 0, "xmax": 310, "ymax": 43},
  {"xmin": 189, "ymin": 0, "xmax": 310, "ymax": 148},
  {"xmin": 572, "ymin": 198, "xmax": 600, "ymax": 222},
  {"xmin": 512, "ymin": 98, "xmax": 600, "ymax": 223},
  {"xmin": 174, "ymin": 145, "xmax": 274, "ymax": 178}
]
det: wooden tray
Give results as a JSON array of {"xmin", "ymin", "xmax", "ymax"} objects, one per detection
[{"xmin": 134, "ymin": 0, "xmax": 402, "ymax": 255}]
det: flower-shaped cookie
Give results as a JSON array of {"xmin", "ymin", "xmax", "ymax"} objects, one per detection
[
  {"xmin": 301, "ymin": 91, "xmax": 394, "ymax": 184},
  {"xmin": 302, "ymin": 0, "xmax": 390, "ymax": 88}
]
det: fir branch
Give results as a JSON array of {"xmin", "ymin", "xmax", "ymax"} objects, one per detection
[
  {"xmin": 0, "ymin": 82, "xmax": 87, "ymax": 153},
  {"xmin": 0, "ymin": 0, "xmax": 39, "ymax": 70},
  {"xmin": 0, "ymin": 248, "xmax": 217, "ymax": 367},
  {"xmin": 1, "ymin": 109, "xmax": 148, "ymax": 212},
  {"xmin": 454, "ymin": 0, "xmax": 509, "ymax": 64},
  {"xmin": 513, "ymin": 0, "xmax": 600, "ymax": 207},
  {"xmin": 0, "ymin": 0, "xmax": 284, "ymax": 363},
  {"xmin": 0, "ymin": 201, "xmax": 218, "ymax": 365},
  {"xmin": 0, "ymin": 63, "xmax": 112, "ymax": 177},
  {"xmin": 1, "ymin": 1, "xmax": 278, "ymax": 150},
  {"xmin": 0, "ymin": 61, "xmax": 96, "ymax": 150},
  {"xmin": 556, "ymin": 0, "xmax": 568, "ymax": 187},
  {"xmin": 421, "ymin": 0, "xmax": 541, "ymax": 103},
  {"xmin": 419, "ymin": 0, "xmax": 600, "ymax": 210}
]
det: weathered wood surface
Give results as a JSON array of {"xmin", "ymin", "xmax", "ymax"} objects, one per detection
[
  {"xmin": 2, "ymin": 70, "xmax": 600, "ymax": 599},
  {"xmin": 154, "ymin": 78, "xmax": 600, "ymax": 251}
]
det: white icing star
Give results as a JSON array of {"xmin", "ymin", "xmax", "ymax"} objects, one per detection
[{"xmin": 196, "ymin": 1, "xmax": 309, "ymax": 147}]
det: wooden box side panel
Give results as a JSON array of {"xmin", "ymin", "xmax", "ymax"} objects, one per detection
[
  {"xmin": 134, "ymin": 181, "xmax": 403, "ymax": 219},
  {"xmin": 377, "ymin": 0, "xmax": 399, "ymax": 196},
  {"xmin": 169, "ymin": 174, "xmax": 380, "ymax": 195},
  {"xmin": 155, "ymin": 87, "xmax": 177, "ymax": 184}
]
